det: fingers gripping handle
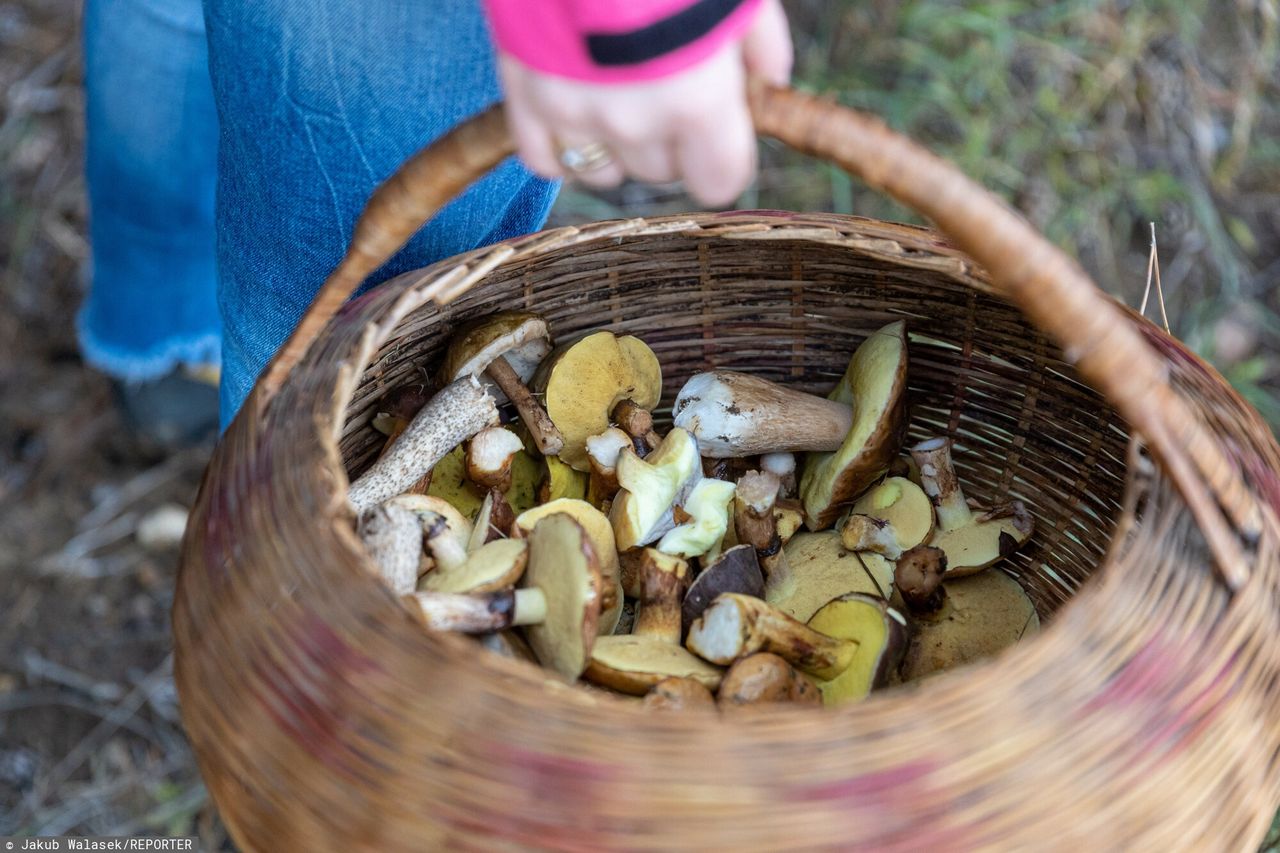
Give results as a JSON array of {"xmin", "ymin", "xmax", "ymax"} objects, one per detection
[{"xmin": 259, "ymin": 87, "xmax": 1262, "ymax": 589}]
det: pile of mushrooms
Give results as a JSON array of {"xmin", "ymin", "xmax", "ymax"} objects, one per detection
[{"xmin": 349, "ymin": 313, "xmax": 1041, "ymax": 709}]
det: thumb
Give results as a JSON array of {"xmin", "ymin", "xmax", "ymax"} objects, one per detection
[{"xmin": 741, "ymin": 0, "xmax": 793, "ymax": 86}]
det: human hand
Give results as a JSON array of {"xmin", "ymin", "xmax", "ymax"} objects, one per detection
[{"xmin": 498, "ymin": 0, "xmax": 792, "ymax": 207}]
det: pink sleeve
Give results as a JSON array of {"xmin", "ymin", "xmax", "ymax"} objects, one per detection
[{"xmin": 483, "ymin": 0, "xmax": 764, "ymax": 84}]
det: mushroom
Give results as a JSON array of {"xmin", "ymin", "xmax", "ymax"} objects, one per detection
[
  {"xmin": 442, "ymin": 312, "xmax": 563, "ymax": 456},
  {"xmin": 609, "ymin": 427, "xmax": 701, "ymax": 551},
  {"xmin": 466, "ymin": 427, "xmax": 525, "ymax": 492},
  {"xmin": 357, "ymin": 501, "xmax": 421, "ymax": 595},
  {"xmin": 909, "ymin": 438, "xmax": 1034, "ymax": 576},
  {"xmin": 656, "ymin": 477, "xmax": 736, "ymax": 559},
  {"xmin": 584, "ymin": 549, "xmax": 723, "ymax": 695},
  {"xmin": 477, "ymin": 630, "xmax": 539, "ymax": 664},
  {"xmin": 427, "ymin": 443, "xmax": 540, "ymax": 520},
  {"xmin": 468, "ymin": 490, "xmax": 515, "ymax": 548},
  {"xmin": 765, "ymin": 531, "xmax": 894, "ymax": 623},
  {"xmin": 533, "ymin": 331, "xmax": 662, "ymax": 471},
  {"xmin": 348, "ymin": 375, "xmax": 499, "ymax": 512},
  {"xmin": 681, "ymin": 544, "xmax": 765, "ymax": 634},
  {"xmin": 522, "ymin": 513, "xmax": 605, "ymax": 678},
  {"xmin": 839, "ymin": 477, "xmax": 935, "ymax": 559},
  {"xmin": 717, "ymin": 653, "xmax": 822, "ymax": 709},
  {"xmin": 642, "ymin": 677, "xmax": 717, "ymax": 712},
  {"xmin": 384, "ymin": 494, "xmax": 471, "ymax": 576},
  {"xmin": 685, "ymin": 593, "xmax": 855, "ymax": 681},
  {"xmin": 371, "ymin": 382, "xmax": 433, "ymax": 437},
  {"xmin": 761, "ymin": 452, "xmax": 797, "ymax": 497},
  {"xmin": 585, "ymin": 427, "xmax": 631, "ymax": 507},
  {"xmin": 898, "ymin": 564, "xmax": 1040, "ymax": 683},
  {"xmin": 540, "ymin": 454, "xmax": 588, "ymax": 504},
  {"xmin": 417, "ymin": 507, "xmax": 528, "ymax": 594},
  {"xmin": 806, "ymin": 593, "xmax": 908, "ymax": 705},
  {"xmin": 612, "ymin": 398, "xmax": 662, "ymax": 455},
  {"xmin": 409, "ymin": 587, "xmax": 547, "ymax": 632},
  {"xmin": 672, "ymin": 371, "xmax": 854, "ymax": 457},
  {"xmin": 895, "ymin": 544, "xmax": 948, "ymax": 616},
  {"xmin": 514, "ymin": 498, "xmax": 624, "ymax": 635},
  {"xmin": 799, "ymin": 320, "xmax": 910, "ymax": 529},
  {"xmin": 734, "ymin": 470, "xmax": 785, "ymax": 577}
]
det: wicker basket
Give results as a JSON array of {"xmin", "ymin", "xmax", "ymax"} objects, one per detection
[{"xmin": 174, "ymin": 87, "xmax": 1280, "ymax": 850}]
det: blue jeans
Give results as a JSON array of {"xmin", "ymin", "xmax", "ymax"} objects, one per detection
[{"xmin": 81, "ymin": 0, "xmax": 559, "ymax": 428}]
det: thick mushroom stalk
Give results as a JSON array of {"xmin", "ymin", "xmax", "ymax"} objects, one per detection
[
  {"xmin": 584, "ymin": 549, "xmax": 723, "ymax": 694},
  {"xmin": 357, "ymin": 502, "xmax": 422, "ymax": 596},
  {"xmin": 586, "ymin": 427, "xmax": 631, "ymax": 506},
  {"xmin": 466, "ymin": 427, "xmax": 524, "ymax": 492},
  {"xmin": 909, "ymin": 438, "xmax": 1035, "ymax": 576},
  {"xmin": 734, "ymin": 470, "xmax": 785, "ymax": 577},
  {"xmin": 673, "ymin": 371, "xmax": 853, "ymax": 458},
  {"xmin": 761, "ymin": 452, "xmax": 797, "ymax": 497},
  {"xmin": 443, "ymin": 312, "xmax": 563, "ymax": 456},
  {"xmin": 409, "ymin": 587, "xmax": 547, "ymax": 632},
  {"xmin": 349, "ymin": 376, "xmax": 499, "ymax": 512},
  {"xmin": 895, "ymin": 544, "xmax": 948, "ymax": 616},
  {"xmin": 718, "ymin": 653, "xmax": 822, "ymax": 709},
  {"xmin": 686, "ymin": 593, "xmax": 857, "ymax": 681},
  {"xmin": 612, "ymin": 399, "xmax": 661, "ymax": 454}
]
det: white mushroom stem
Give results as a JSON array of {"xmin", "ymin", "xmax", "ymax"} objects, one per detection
[
  {"xmin": 586, "ymin": 427, "xmax": 631, "ymax": 501},
  {"xmin": 410, "ymin": 587, "xmax": 547, "ymax": 633},
  {"xmin": 349, "ymin": 376, "xmax": 498, "ymax": 512},
  {"xmin": 760, "ymin": 452, "xmax": 797, "ymax": 496},
  {"xmin": 484, "ymin": 356, "xmax": 564, "ymax": 456},
  {"xmin": 840, "ymin": 515, "xmax": 903, "ymax": 559},
  {"xmin": 686, "ymin": 593, "xmax": 857, "ymax": 680},
  {"xmin": 734, "ymin": 471, "xmax": 785, "ymax": 577},
  {"xmin": 357, "ymin": 503, "xmax": 422, "ymax": 596},
  {"xmin": 910, "ymin": 438, "xmax": 972, "ymax": 532},
  {"xmin": 466, "ymin": 427, "xmax": 524, "ymax": 492},
  {"xmin": 673, "ymin": 371, "xmax": 854, "ymax": 458},
  {"xmin": 423, "ymin": 512, "xmax": 471, "ymax": 572}
]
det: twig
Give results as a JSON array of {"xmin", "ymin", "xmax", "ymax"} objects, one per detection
[{"xmin": 1138, "ymin": 223, "xmax": 1171, "ymax": 334}]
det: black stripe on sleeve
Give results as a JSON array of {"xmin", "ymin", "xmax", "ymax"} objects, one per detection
[{"xmin": 585, "ymin": 0, "xmax": 749, "ymax": 67}]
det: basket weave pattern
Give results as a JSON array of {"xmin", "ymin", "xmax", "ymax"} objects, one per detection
[{"xmin": 175, "ymin": 90, "xmax": 1280, "ymax": 851}]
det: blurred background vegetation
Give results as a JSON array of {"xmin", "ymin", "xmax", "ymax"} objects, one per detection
[{"xmin": 2, "ymin": 0, "xmax": 1279, "ymax": 846}]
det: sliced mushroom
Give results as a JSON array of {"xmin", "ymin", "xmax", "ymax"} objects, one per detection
[
  {"xmin": 514, "ymin": 498, "xmax": 623, "ymax": 635},
  {"xmin": 839, "ymin": 477, "xmax": 935, "ymax": 559},
  {"xmin": 681, "ymin": 545, "xmax": 764, "ymax": 634},
  {"xmin": 533, "ymin": 331, "xmax": 662, "ymax": 471},
  {"xmin": 584, "ymin": 549, "xmax": 723, "ymax": 695},
  {"xmin": 609, "ymin": 427, "xmax": 701, "ymax": 551},
  {"xmin": 800, "ymin": 320, "xmax": 910, "ymax": 529},
  {"xmin": 717, "ymin": 652, "xmax": 822, "ymax": 709},
  {"xmin": 657, "ymin": 477, "xmax": 736, "ymax": 559},
  {"xmin": 910, "ymin": 438, "xmax": 1034, "ymax": 576},
  {"xmin": 806, "ymin": 593, "xmax": 908, "ymax": 705},
  {"xmin": 642, "ymin": 677, "xmax": 717, "ymax": 712},
  {"xmin": 357, "ymin": 501, "xmax": 421, "ymax": 595},
  {"xmin": 673, "ymin": 371, "xmax": 854, "ymax": 457},
  {"xmin": 686, "ymin": 593, "xmax": 856, "ymax": 681},
  {"xmin": 348, "ymin": 376, "xmax": 499, "ymax": 512},
  {"xmin": 466, "ymin": 427, "xmax": 525, "ymax": 492},
  {"xmin": 585, "ymin": 427, "xmax": 631, "ymax": 507},
  {"xmin": 765, "ymin": 531, "xmax": 893, "ymax": 622},
  {"xmin": 443, "ymin": 312, "xmax": 562, "ymax": 456}
]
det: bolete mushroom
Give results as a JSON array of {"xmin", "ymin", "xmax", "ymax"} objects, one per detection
[
  {"xmin": 642, "ymin": 677, "xmax": 717, "ymax": 712},
  {"xmin": 612, "ymin": 398, "xmax": 661, "ymax": 455},
  {"xmin": 348, "ymin": 375, "xmax": 499, "ymax": 512},
  {"xmin": 609, "ymin": 427, "xmax": 701, "ymax": 551},
  {"xmin": 584, "ymin": 549, "xmax": 723, "ymax": 695},
  {"xmin": 681, "ymin": 544, "xmax": 764, "ymax": 634},
  {"xmin": 540, "ymin": 454, "xmax": 588, "ymax": 504},
  {"xmin": 468, "ymin": 490, "xmax": 515, "ymax": 549},
  {"xmin": 522, "ymin": 512, "xmax": 605, "ymax": 678},
  {"xmin": 673, "ymin": 371, "xmax": 854, "ymax": 458},
  {"xmin": 418, "ymin": 507, "xmax": 528, "ymax": 594},
  {"xmin": 409, "ymin": 587, "xmax": 547, "ymax": 632},
  {"xmin": 717, "ymin": 652, "xmax": 822, "ymax": 709},
  {"xmin": 585, "ymin": 427, "xmax": 632, "ymax": 507},
  {"xmin": 533, "ymin": 331, "xmax": 662, "ymax": 471},
  {"xmin": 764, "ymin": 531, "xmax": 893, "ymax": 623},
  {"xmin": 909, "ymin": 438, "xmax": 1034, "ymax": 576},
  {"xmin": 656, "ymin": 477, "xmax": 736, "ymax": 559},
  {"xmin": 761, "ymin": 452, "xmax": 797, "ymax": 497},
  {"xmin": 357, "ymin": 501, "xmax": 421, "ymax": 596},
  {"xmin": 442, "ymin": 312, "xmax": 563, "ymax": 456},
  {"xmin": 514, "ymin": 498, "xmax": 623, "ymax": 635},
  {"xmin": 799, "ymin": 320, "xmax": 910, "ymax": 529},
  {"xmin": 734, "ymin": 470, "xmax": 785, "ymax": 577},
  {"xmin": 686, "ymin": 593, "xmax": 855, "ymax": 681},
  {"xmin": 466, "ymin": 427, "xmax": 525, "ymax": 492},
  {"xmin": 839, "ymin": 476, "xmax": 935, "ymax": 559},
  {"xmin": 806, "ymin": 593, "xmax": 907, "ymax": 705}
]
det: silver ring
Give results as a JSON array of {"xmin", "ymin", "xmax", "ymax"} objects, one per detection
[{"xmin": 559, "ymin": 142, "xmax": 612, "ymax": 173}]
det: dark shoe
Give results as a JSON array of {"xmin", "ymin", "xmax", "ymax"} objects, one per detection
[{"xmin": 113, "ymin": 366, "xmax": 220, "ymax": 448}]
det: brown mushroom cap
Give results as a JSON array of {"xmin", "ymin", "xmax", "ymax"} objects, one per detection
[
  {"xmin": 442, "ymin": 312, "xmax": 552, "ymax": 402},
  {"xmin": 643, "ymin": 677, "xmax": 717, "ymax": 711},
  {"xmin": 682, "ymin": 544, "xmax": 764, "ymax": 634},
  {"xmin": 521, "ymin": 513, "xmax": 603, "ymax": 679},
  {"xmin": 534, "ymin": 331, "xmax": 662, "ymax": 471},
  {"xmin": 718, "ymin": 652, "xmax": 822, "ymax": 708},
  {"xmin": 799, "ymin": 320, "xmax": 910, "ymax": 529}
]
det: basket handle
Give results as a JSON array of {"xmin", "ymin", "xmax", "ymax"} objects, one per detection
[{"xmin": 256, "ymin": 84, "xmax": 1262, "ymax": 590}]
